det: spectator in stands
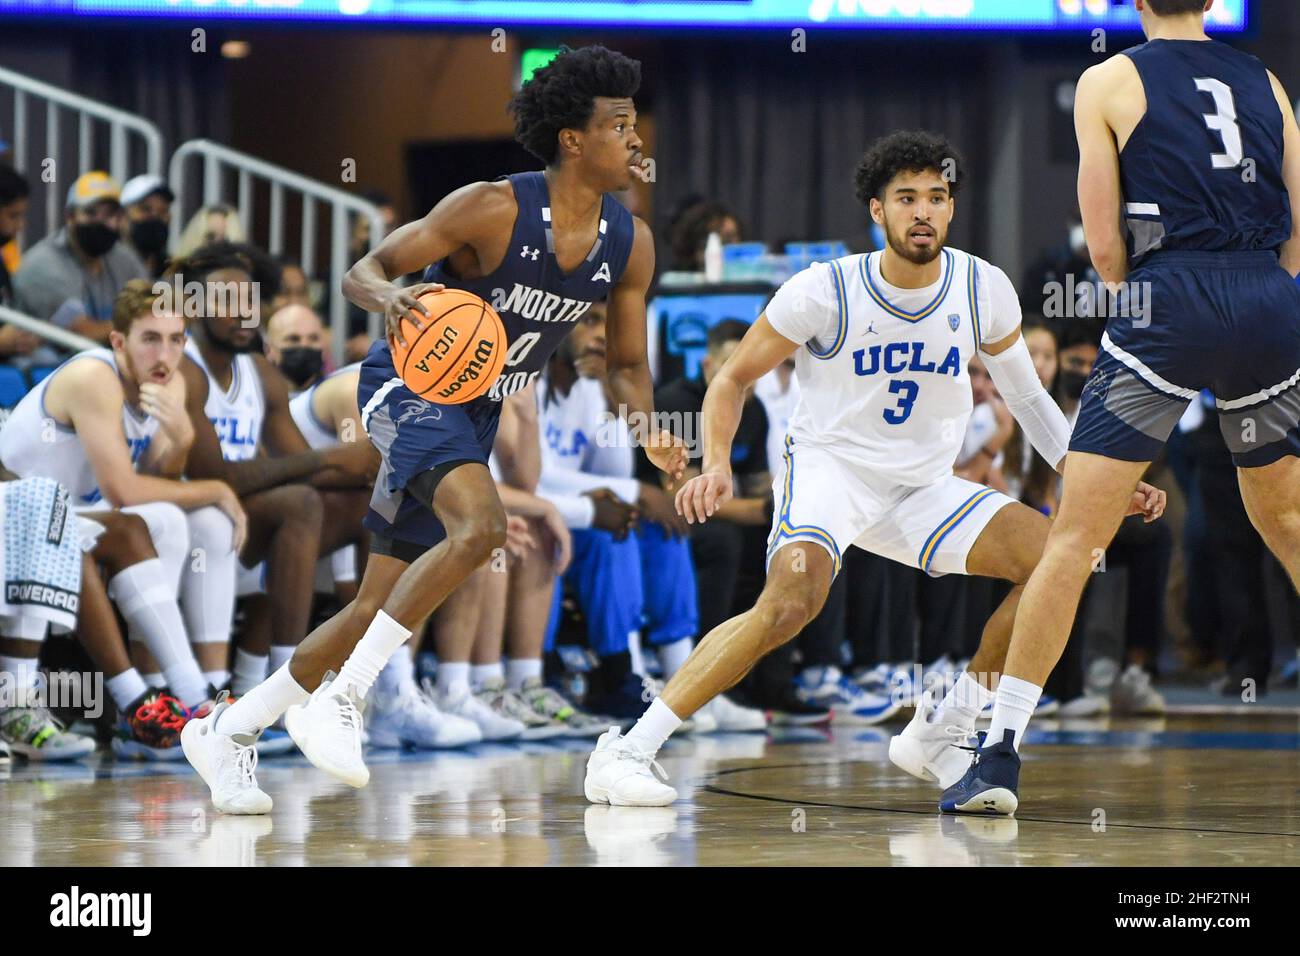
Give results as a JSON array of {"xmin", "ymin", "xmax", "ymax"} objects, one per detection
[
  {"xmin": 0, "ymin": 163, "xmax": 41, "ymax": 363},
  {"xmin": 1021, "ymin": 214, "xmax": 1100, "ymax": 318},
  {"xmin": 273, "ymin": 261, "xmax": 313, "ymax": 311},
  {"xmin": 174, "ymin": 203, "xmax": 246, "ymax": 260},
  {"xmin": 11, "ymin": 172, "xmax": 147, "ymax": 346},
  {"xmin": 120, "ymin": 175, "xmax": 175, "ymax": 279},
  {"xmin": 264, "ymin": 303, "xmax": 326, "ymax": 390},
  {"xmin": 1002, "ymin": 315, "xmax": 1061, "ymax": 514},
  {"xmin": 667, "ymin": 199, "xmax": 741, "ymax": 271}
]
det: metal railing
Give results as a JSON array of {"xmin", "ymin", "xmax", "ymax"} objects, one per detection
[
  {"xmin": 169, "ymin": 139, "xmax": 385, "ymax": 362},
  {"xmin": 0, "ymin": 65, "xmax": 165, "ymax": 242},
  {"xmin": 0, "ymin": 304, "xmax": 97, "ymax": 353}
]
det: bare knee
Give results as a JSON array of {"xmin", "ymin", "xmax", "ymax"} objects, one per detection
[
  {"xmin": 447, "ymin": 509, "xmax": 508, "ymax": 565},
  {"xmin": 753, "ymin": 586, "xmax": 824, "ymax": 650},
  {"xmin": 96, "ymin": 514, "xmax": 156, "ymax": 568}
]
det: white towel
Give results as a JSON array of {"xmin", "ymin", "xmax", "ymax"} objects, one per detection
[{"xmin": 0, "ymin": 478, "xmax": 87, "ymax": 634}]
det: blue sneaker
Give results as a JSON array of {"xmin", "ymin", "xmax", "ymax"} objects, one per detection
[
  {"xmin": 798, "ymin": 667, "xmax": 903, "ymax": 725},
  {"xmin": 939, "ymin": 728, "xmax": 1020, "ymax": 816}
]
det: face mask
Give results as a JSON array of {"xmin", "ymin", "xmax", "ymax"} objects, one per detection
[
  {"xmin": 1061, "ymin": 370, "xmax": 1089, "ymax": 400},
  {"xmin": 278, "ymin": 347, "xmax": 324, "ymax": 387},
  {"xmin": 73, "ymin": 221, "xmax": 120, "ymax": 257},
  {"xmin": 130, "ymin": 218, "xmax": 169, "ymax": 257}
]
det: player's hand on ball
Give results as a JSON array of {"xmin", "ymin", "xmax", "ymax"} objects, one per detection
[
  {"xmin": 644, "ymin": 428, "xmax": 688, "ymax": 489},
  {"xmin": 1128, "ymin": 480, "xmax": 1166, "ymax": 523},
  {"xmin": 383, "ymin": 282, "xmax": 445, "ymax": 350},
  {"xmin": 676, "ymin": 469, "xmax": 733, "ymax": 525}
]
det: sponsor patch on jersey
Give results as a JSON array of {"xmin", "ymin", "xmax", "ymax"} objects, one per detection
[{"xmin": 948, "ymin": 313, "xmax": 960, "ymax": 332}]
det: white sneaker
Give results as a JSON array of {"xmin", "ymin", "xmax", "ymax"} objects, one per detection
[
  {"xmin": 888, "ymin": 694, "xmax": 975, "ymax": 789},
  {"xmin": 1112, "ymin": 664, "xmax": 1166, "ymax": 715},
  {"xmin": 284, "ymin": 675, "xmax": 369, "ymax": 788},
  {"xmin": 701, "ymin": 695, "xmax": 767, "ymax": 732},
  {"xmin": 584, "ymin": 727, "xmax": 678, "ymax": 807},
  {"xmin": 689, "ymin": 705, "xmax": 719, "ymax": 734},
  {"xmin": 368, "ymin": 685, "xmax": 482, "ymax": 749},
  {"xmin": 433, "ymin": 679, "xmax": 524, "ymax": 742},
  {"xmin": 181, "ymin": 700, "xmax": 273, "ymax": 815},
  {"xmin": 1058, "ymin": 692, "xmax": 1111, "ymax": 717}
]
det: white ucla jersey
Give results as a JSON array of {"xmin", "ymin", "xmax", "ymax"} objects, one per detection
[
  {"xmin": 289, "ymin": 363, "xmax": 360, "ymax": 451},
  {"xmin": 185, "ymin": 339, "xmax": 265, "ymax": 462},
  {"xmin": 0, "ymin": 348, "xmax": 159, "ymax": 504},
  {"xmin": 765, "ymin": 248, "xmax": 1020, "ymax": 487},
  {"xmin": 536, "ymin": 372, "xmax": 638, "ymax": 503}
]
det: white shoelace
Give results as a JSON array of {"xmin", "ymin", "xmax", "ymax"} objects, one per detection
[
  {"xmin": 219, "ymin": 741, "xmax": 260, "ymax": 791},
  {"xmin": 612, "ymin": 742, "xmax": 670, "ymax": 783},
  {"xmin": 326, "ymin": 688, "xmax": 364, "ymax": 749}
]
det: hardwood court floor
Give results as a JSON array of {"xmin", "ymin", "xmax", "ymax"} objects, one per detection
[{"xmin": 2, "ymin": 714, "xmax": 1298, "ymax": 866}]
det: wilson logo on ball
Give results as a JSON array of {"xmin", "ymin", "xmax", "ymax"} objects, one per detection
[{"xmin": 391, "ymin": 289, "xmax": 506, "ymax": 405}]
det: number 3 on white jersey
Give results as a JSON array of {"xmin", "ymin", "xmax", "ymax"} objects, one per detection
[{"xmin": 1194, "ymin": 77, "xmax": 1245, "ymax": 169}]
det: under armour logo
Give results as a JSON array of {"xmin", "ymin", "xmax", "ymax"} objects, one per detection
[
  {"xmin": 591, "ymin": 262, "xmax": 612, "ymax": 283},
  {"xmin": 520, "ymin": 246, "xmax": 540, "ymax": 261}
]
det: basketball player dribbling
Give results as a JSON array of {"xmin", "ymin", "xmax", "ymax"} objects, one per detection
[
  {"xmin": 182, "ymin": 45, "xmax": 687, "ymax": 814},
  {"xmin": 945, "ymin": 0, "xmax": 1300, "ymax": 814},
  {"xmin": 583, "ymin": 130, "xmax": 1168, "ymax": 808}
]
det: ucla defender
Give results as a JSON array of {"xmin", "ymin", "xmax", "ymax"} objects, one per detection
[
  {"xmin": 583, "ymin": 130, "xmax": 1166, "ymax": 807},
  {"xmin": 946, "ymin": 0, "xmax": 1300, "ymax": 815},
  {"xmin": 183, "ymin": 45, "xmax": 685, "ymax": 813}
]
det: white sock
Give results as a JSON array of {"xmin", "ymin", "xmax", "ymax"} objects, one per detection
[
  {"xmin": 106, "ymin": 669, "xmax": 149, "ymax": 711},
  {"xmin": 216, "ymin": 663, "xmax": 309, "ymax": 737},
  {"xmin": 268, "ymin": 645, "xmax": 295, "ymax": 675},
  {"xmin": 181, "ymin": 506, "xmax": 237, "ymax": 645},
  {"xmin": 656, "ymin": 638, "xmax": 694, "ymax": 679},
  {"xmin": 623, "ymin": 697, "xmax": 682, "ymax": 755},
  {"xmin": 986, "ymin": 675, "xmax": 1041, "ymax": 751},
  {"xmin": 203, "ymin": 669, "xmax": 230, "ymax": 691},
  {"xmin": 0, "ymin": 656, "xmax": 39, "ymax": 706},
  {"xmin": 933, "ymin": 671, "xmax": 994, "ymax": 728},
  {"xmin": 337, "ymin": 610, "xmax": 412, "ymax": 699},
  {"xmin": 377, "ymin": 650, "xmax": 417, "ymax": 696},
  {"xmin": 108, "ymin": 559, "xmax": 208, "ymax": 707},
  {"xmin": 628, "ymin": 629, "xmax": 646, "ymax": 677},
  {"xmin": 436, "ymin": 661, "xmax": 470, "ymax": 700},
  {"xmin": 505, "ymin": 657, "xmax": 542, "ymax": 690},
  {"xmin": 232, "ymin": 649, "xmax": 268, "ymax": 695},
  {"xmin": 144, "ymin": 672, "xmax": 167, "ymax": 689},
  {"xmin": 471, "ymin": 662, "xmax": 504, "ymax": 690}
]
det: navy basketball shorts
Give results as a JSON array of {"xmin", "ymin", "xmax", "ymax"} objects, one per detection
[
  {"xmin": 357, "ymin": 342, "xmax": 501, "ymax": 556},
  {"xmin": 1071, "ymin": 251, "xmax": 1300, "ymax": 468}
]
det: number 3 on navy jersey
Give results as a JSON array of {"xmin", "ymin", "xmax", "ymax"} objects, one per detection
[
  {"xmin": 884, "ymin": 380, "xmax": 919, "ymax": 425},
  {"xmin": 1194, "ymin": 77, "xmax": 1245, "ymax": 169}
]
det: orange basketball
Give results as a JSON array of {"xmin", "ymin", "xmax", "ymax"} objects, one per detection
[{"xmin": 390, "ymin": 289, "xmax": 507, "ymax": 404}]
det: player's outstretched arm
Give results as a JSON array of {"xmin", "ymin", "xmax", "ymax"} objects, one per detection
[
  {"xmin": 1268, "ymin": 70, "xmax": 1300, "ymax": 277},
  {"xmin": 342, "ymin": 181, "xmax": 517, "ymax": 349},
  {"xmin": 1074, "ymin": 61, "xmax": 1128, "ymax": 287},
  {"xmin": 678, "ymin": 314, "xmax": 796, "ymax": 525}
]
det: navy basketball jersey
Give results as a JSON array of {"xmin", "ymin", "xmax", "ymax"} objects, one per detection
[
  {"xmin": 423, "ymin": 171, "xmax": 635, "ymax": 402},
  {"xmin": 1120, "ymin": 39, "xmax": 1291, "ymax": 265}
]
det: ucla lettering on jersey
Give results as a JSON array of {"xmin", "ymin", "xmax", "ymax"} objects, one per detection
[
  {"xmin": 1120, "ymin": 39, "xmax": 1291, "ymax": 264},
  {"xmin": 0, "ymin": 348, "xmax": 159, "ymax": 503},
  {"xmin": 765, "ymin": 248, "xmax": 1020, "ymax": 488},
  {"xmin": 423, "ymin": 171, "xmax": 635, "ymax": 404},
  {"xmin": 184, "ymin": 339, "xmax": 266, "ymax": 462}
]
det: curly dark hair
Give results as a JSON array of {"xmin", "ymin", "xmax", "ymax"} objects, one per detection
[
  {"xmin": 508, "ymin": 45, "xmax": 642, "ymax": 166},
  {"xmin": 853, "ymin": 131, "xmax": 964, "ymax": 207},
  {"xmin": 1146, "ymin": 0, "xmax": 1209, "ymax": 15},
  {"xmin": 167, "ymin": 240, "xmax": 281, "ymax": 300},
  {"xmin": 668, "ymin": 200, "xmax": 740, "ymax": 271}
]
